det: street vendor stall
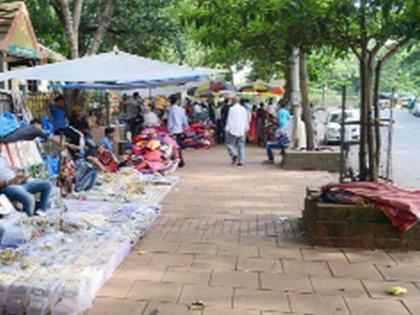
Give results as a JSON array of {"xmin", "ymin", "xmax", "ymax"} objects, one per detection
[{"xmin": 0, "ymin": 50, "xmax": 224, "ymax": 315}]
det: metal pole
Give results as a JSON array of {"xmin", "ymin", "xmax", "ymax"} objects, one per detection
[
  {"xmin": 340, "ymin": 86, "xmax": 347, "ymax": 183},
  {"xmin": 386, "ymin": 88, "xmax": 395, "ymax": 181},
  {"xmin": 105, "ymin": 90, "xmax": 110, "ymax": 126},
  {"xmin": 291, "ymin": 48, "xmax": 301, "ymax": 148}
]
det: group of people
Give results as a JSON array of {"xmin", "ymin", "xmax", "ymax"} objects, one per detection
[
  {"xmin": 0, "ymin": 90, "xmax": 294, "ymax": 217},
  {"xmin": 221, "ymin": 97, "xmax": 292, "ymax": 166}
]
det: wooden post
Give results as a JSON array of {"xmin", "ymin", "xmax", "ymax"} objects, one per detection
[
  {"xmin": 339, "ymin": 86, "xmax": 347, "ymax": 183},
  {"xmin": 386, "ymin": 88, "xmax": 395, "ymax": 181}
]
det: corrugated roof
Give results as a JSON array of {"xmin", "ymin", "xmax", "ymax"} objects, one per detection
[{"xmin": 0, "ymin": 2, "xmax": 23, "ymax": 42}]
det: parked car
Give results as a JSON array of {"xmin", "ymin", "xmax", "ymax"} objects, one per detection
[
  {"xmin": 399, "ymin": 92, "xmax": 416, "ymax": 108},
  {"xmin": 324, "ymin": 109, "xmax": 360, "ymax": 144},
  {"xmin": 412, "ymin": 100, "xmax": 420, "ymax": 117}
]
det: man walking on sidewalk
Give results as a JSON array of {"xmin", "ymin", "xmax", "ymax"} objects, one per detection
[
  {"xmin": 225, "ymin": 97, "xmax": 250, "ymax": 166},
  {"xmin": 168, "ymin": 94, "xmax": 188, "ymax": 167}
]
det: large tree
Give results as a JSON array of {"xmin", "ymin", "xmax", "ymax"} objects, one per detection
[{"xmin": 325, "ymin": 0, "xmax": 420, "ymax": 181}]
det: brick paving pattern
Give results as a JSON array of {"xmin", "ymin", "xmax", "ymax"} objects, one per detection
[{"xmin": 86, "ymin": 145, "xmax": 419, "ymax": 315}]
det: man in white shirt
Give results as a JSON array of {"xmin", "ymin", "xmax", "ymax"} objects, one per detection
[
  {"xmin": 225, "ymin": 97, "xmax": 250, "ymax": 166},
  {"xmin": 167, "ymin": 94, "xmax": 188, "ymax": 167}
]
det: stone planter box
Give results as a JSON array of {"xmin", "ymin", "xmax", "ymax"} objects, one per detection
[
  {"xmin": 281, "ymin": 149, "xmax": 340, "ymax": 172},
  {"xmin": 303, "ymin": 196, "xmax": 420, "ymax": 249}
]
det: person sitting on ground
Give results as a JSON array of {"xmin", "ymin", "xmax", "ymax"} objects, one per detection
[
  {"xmin": 264, "ymin": 128, "xmax": 291, "ymax": 164},
  {"xmin": 0, "ymin": 140, "xmax": 52, "ymax": 216},
  {"xmin": 101, "ymin": 127, "xmax": 116, "ymax": 152}
]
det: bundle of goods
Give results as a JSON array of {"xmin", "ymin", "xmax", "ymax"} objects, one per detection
[
  {"xmin": 0, "ymin": 202, "xmax": 160, "ymax": 315},
  {"xmin": 182, "ymin": 122, "xmax": 215, "ymax": 150},
  {"xmin": 124, "ymin": 128, "xmax": 180, "ymax": 175},
  {"xmin": 70, "ymin": 168, "xmax": 179, "ymax": 205},
  {"xmin": 321, "ymin": 182, "xmax": 420, "ymax": 232}
]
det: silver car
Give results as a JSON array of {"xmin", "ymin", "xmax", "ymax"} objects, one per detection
[{"xmin": 324, "ymin": 109, "xmax": 361, "ymax": 144}]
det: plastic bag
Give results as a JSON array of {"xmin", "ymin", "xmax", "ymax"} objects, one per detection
[{"xmin": 0, "ymin": 113, "xmax": 19, "ymax": 137}]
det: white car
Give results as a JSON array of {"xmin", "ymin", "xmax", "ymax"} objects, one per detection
[
  {"xmin": 324, "ymin": 110, "xmax": 360, "ymax": 144},
  {"xmin": 412, "ymin": 101, "xmax": 420, "ymax": 117}
]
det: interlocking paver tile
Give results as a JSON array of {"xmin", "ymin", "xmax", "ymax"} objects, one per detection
[
  {"xmin": 233, "ymin": 288, "xmax": 289, "ymax": 312},
  {"xmin": 97, "ymin": 278, "xmax": 135, "ymax": 299},
  {"xmin": 192, "ymin": 254, "xmax": 237, "ymax": 270},
  {"xmin": 345, "ymin": 297, "xmax": 410, "ymax": 315},
  {"xmin": 283, "ymin": 260, "xmax": 331, "ymax": 277},
  {"xmin": 114, "ymin": 265, "xmax": 166, "ymax": 282},
  {"xmin": 260, "ymin": 273, "xmax": 312, "ymax": 293},
  {"xmin": 362, "ymin": 279, "xmax": 420, "ymax": 299},
  {"xmin": 311, "ymin": 276, "xmax": 366, "ymax": 297},
  {"xmin": 148, "ymin": 253, "xmax": 195, "ymax": 267},
  {"xmin": 211, "ymin": 270, "xmax": 259, "ymax": 289},
  {"xmin": 301, "ymin": 248, "xmax": 348, "ymax": 262},
  {"xmin": 161, "ymin": 266, "xmax": 212, "ymax": 285},
  {"xmin": 179, "ymin": 285, "xmax": 233, "ymax": 308},
  {"xmin": 328, "ymin": 262, "xmax": 383, "ymax": 280},
  {"xmin": 177, "ymin": 243, "xmax": 218, "ymax": 255},
  {"xmin": 237, "ymin": 257, "xmax": 282, "ymax": 273},
  {"xmin": 142, "ymin": 303, "xmax": 193, "ymax": 315},
  {"xmin": 290, "ymin": 295, "xmax": 350, "ymax": 315},
  {"xmin": 387, "ymin": 251, "xmax": 420, "ymax": 265},
  {"xmin": 376, "ymin": 264, "xmax": 420, "ymax": 281},
  {"xmin": 202, "ymin": 307, "xmax": 259, "ymax": 315},
  {"xmin": 126, "ymin": 281, "xmax": 182, "ymax": 303},
  {"xmin": 343, "ymin": 249, "xmax": 395, "ymax": 264},
  {"xmin": 217, "ymin": 244, "xmax": 258, "ymax": 257},
  {"xmin": 86, "ymin": 298, "xmax": 147, "ymax": 315},
  {"xmin": 259, "ymin": 246, "xmax": 302, "ymax": 260},
  {"xmin": 137, "ymin": 240, "xmax": 181, "ymax": 253},
  {"xmin": 401, "ymin": 298, "xmax": 420, "ymax": 315}
]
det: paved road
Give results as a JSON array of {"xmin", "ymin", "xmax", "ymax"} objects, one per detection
[{"xmin": 393, "ymin": 109, "xmax": 420, "ymax": 189}]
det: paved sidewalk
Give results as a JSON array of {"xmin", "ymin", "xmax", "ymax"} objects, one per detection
[{"xmin": 87, "ymin": 145, "xmax": 420, "ymax": 315}]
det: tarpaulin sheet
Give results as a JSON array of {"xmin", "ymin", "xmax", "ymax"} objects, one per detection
[{"xmin": 323, "ymin": 182, "xmax": 420, "ymax": 232}]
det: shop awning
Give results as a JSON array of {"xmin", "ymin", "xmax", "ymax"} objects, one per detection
[{"xmin": 0, "ymin": 50, "xmax": 225, "ymax": 83}]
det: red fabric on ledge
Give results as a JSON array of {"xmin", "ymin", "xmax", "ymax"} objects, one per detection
[{"xmin": 322, "ymin": 182, "xmax": 420, "ymax": 232}]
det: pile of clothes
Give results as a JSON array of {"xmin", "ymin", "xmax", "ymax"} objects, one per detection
[
  {"xmin": 182, "ymin": 122, "xmax": 215, "ymax": 150},
  {"xmin": 124, "ymin": 128, "xmax": 180, "ymax": 175},
  {"xmin": 321, "ymin": 182, "xmax": 420, "ymax": 232}
]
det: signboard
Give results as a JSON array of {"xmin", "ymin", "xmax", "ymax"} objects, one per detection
[{"xmin": 8, "ymin": 44, "xmax": 37, "ymax": 58}]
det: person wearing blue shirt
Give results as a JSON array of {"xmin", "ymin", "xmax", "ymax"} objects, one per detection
[
  {"xmin": 277, "ymin": 103, "xmax": 291, "ymax": 130},
  {"xmin": 264, "ymin": 128, "xmax": 291, "ymax": 164},
  {"xmin": 101, "ymin": 127, "xmax": 116, "ymax": 152},
  {"xmin": 49, "ymin": 95, "xmax": 68, "ymax": 133}
]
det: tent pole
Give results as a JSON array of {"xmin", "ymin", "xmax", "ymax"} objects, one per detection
[{"xmin": 105, "ymin": 90, "xmax": 110, "ymax": 126}]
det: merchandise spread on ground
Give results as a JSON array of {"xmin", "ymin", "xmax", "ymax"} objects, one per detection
[{"xmin": 0, "ymin": 173, "xmax": 179, "ymax": 315}]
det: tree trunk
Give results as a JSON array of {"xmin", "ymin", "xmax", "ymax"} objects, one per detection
[
  {"xmin": 299, "ymin": 53, "xmax": 315, "ymax": 150},
  {"xmin": 89, "ymin": 0, "xmax": 117, "ymax": 55},
  {"xmin": 57, "ymin": 0, "xmax": 79, "ymax": 59},
  {"xmin": 366, "ymin": 63, "xmax": 377, "ymax": 181},
  {"xmin": 283, "ymin": 63, "xmax": 293, "ymax": 103},
  {"xmin": 373, "ymin": 61, "xmax": 382, "ymax": 177},
  {"xmin": 358, "ymin": 0, "xmax": 368, "ymax": 181}
]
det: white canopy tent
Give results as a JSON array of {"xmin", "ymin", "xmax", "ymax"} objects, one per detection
[{"xmin": 0, "ymin": 50, "xmax": 225, "ymax": 83}]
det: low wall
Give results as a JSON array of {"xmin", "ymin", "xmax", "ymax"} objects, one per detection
[
  {"xmin": 281, "ymin": 150, "xmax": 340, "ymax": 172},
  {"xmin": 303, "ymin": 197, "xmax": 420, "ymax": 249}
]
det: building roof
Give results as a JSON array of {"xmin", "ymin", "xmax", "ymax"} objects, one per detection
[{"xmin": 0, "ymin": 1, "xmax": 41, "ymax": 59}]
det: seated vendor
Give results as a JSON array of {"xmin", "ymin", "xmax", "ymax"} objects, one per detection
[
  {"xmin": 100, "ymin": 127, "xmax": 116, "ymax": 152},
  {"xmin": 2, "ymin": 119, "xmax": 79, "ymax": 150},
  {"xmin": 0, "ymin": 140, "xmax": 52, "ymax": 216}
]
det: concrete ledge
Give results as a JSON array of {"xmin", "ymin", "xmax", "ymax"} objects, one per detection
[
  {"xmin": 281, "ymin": 149, "xmax": 340, "ymax": 172},
  {"xmin": 303, "ymin": 197, "xmax": 420, "ymax": 249}
]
